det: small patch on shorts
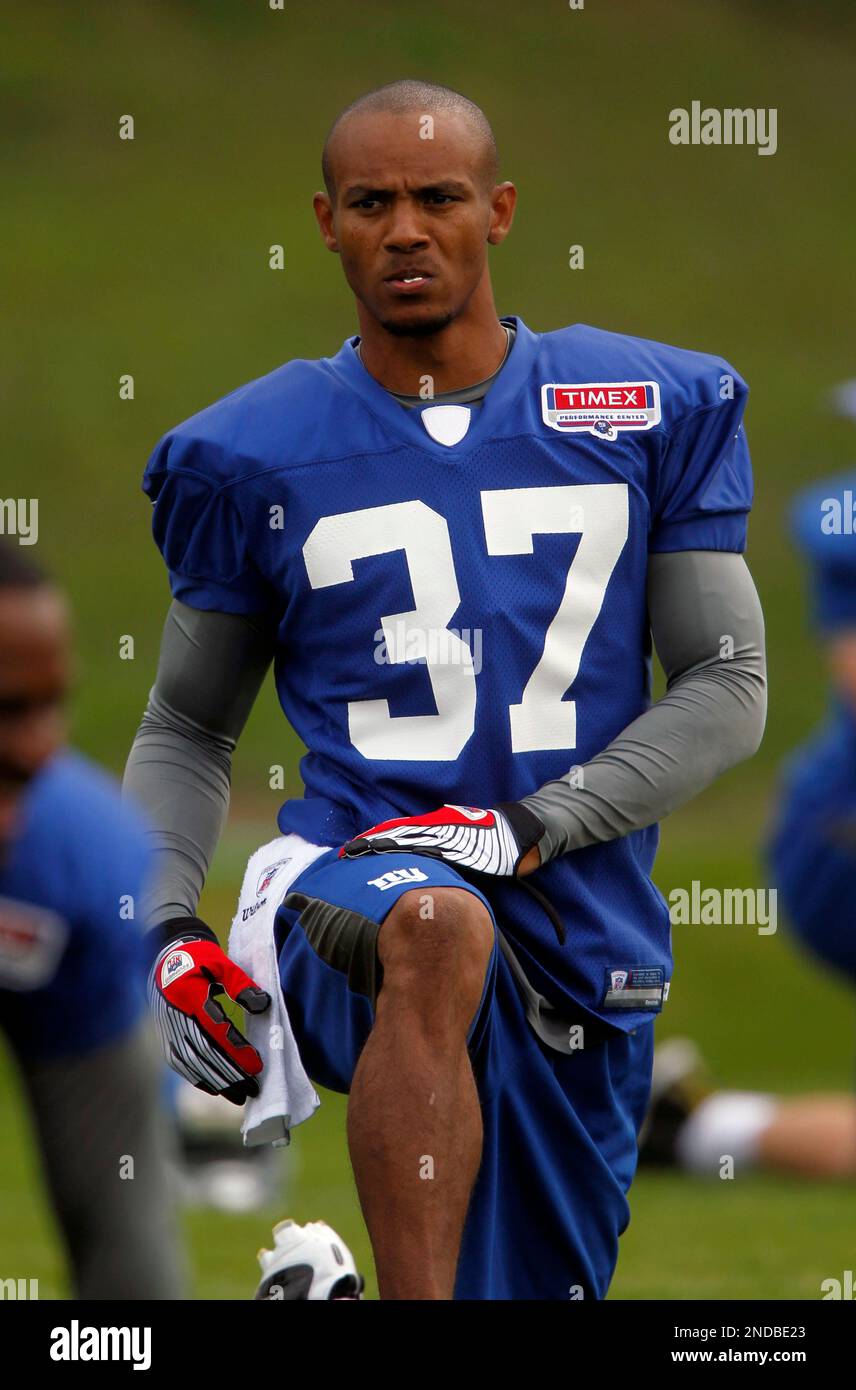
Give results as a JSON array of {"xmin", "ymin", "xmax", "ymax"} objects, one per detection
[
  {"xmin": 601, "ymin": 966, "xmax": 665, "ymax": 1011},
  {"xmin": 367, "ymin": 866, "xmax": 429, "ymax": 891}
]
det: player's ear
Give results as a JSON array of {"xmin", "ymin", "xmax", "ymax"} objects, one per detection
[
  {"xmin": 313, "ymin": 192, "xmax": 339, "ymax": 252},
  {"xmin": 487, "ymin": 181, "xmax": 516, "ymax": 246}
]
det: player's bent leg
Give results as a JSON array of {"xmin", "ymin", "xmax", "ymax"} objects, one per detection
[
  {"xmin": 274, "ymin": 845, "xmax": 657, "ymax": 1300},
  {"xmin": 375, "ymin": 884, "xmax": 495, "ymax": 1042},
  {"xmin": 274, "ymin": 847, "xmax": 500, "ymax": 1295},
  {"xmin": 348, "ymin": 886, "xmax": 495, "ymax": 1300}
]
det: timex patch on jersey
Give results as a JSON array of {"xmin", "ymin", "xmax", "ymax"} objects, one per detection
[{"xmin": 541, "ymin": 381, "xmax": 662, "ymax": 440}]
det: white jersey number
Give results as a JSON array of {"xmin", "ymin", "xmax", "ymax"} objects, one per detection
[
  {"xmin": 481, "ymin": 485, "xmax": 629, "ymax": 752},
  {"xmin": 303, "ymin": 501, "xmax": 476, "ymax": 761},
  {"xmin": 303, "ymin": 485, "xmax": 628, "ymax": 761}
]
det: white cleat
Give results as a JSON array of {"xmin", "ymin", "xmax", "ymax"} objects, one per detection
[{"xmin": 255, "ymin": 1219, "xmax": 364, "ymax": 1300}]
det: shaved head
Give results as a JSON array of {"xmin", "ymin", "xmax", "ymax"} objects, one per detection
[
  {"xmin": 313, "ymin": 77, "xmax": 516, "ymax": 376},
  {"xmin": 322, "ymin": 79, "xmax": 499, "ymax": 200}
]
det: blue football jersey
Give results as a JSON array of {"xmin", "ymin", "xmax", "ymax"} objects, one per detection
[
  {"xmin": 143, "ymin": 316, "xmax": 753, "ymax": 1029},
  {"xmin": 0, "ymin": 751, "xmax": 151, "ymax": 1057},
  {"xmin": 766, "ymin": 472, "xmax": 856, "ymax": 984},
  {"xmin": 791, "ymin": 470, "xmax": 856, "ymax": 630},
  {"xmin": 768, "ymin": 712, "xmax": 856, "ymax": 986}
]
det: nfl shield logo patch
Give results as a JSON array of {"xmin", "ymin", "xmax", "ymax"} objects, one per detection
[
  {"xmin": 256, "ymin": 858, "xmax": 291, "ymax": 898},
  {"xmin": 541, "ymin": 381, "xmax": 662, "ymax": 440}
]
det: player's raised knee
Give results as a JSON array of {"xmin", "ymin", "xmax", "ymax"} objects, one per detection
[{"xmin": 377, "ymin": 887, "xmax": 494, "ymax": 1022}]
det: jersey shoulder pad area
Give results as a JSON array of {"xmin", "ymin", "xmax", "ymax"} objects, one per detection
[
  {"xmin": 538, "ymin": 322, "xmax": 747, "ymax": 437},
  {"xmin": 144, "ymin": 354, "xmax": 359, "ymax": 492}
]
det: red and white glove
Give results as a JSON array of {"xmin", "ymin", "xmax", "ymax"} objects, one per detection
[
  {"xmin": 340, "ymin": 802, "xmax": 544, "ymax": 877},
  {"xmin": 148, "ymin": 918, "xmax": 271, "ymax": 1106}
]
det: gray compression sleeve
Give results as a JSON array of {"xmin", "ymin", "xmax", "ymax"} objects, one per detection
[
  {"xmin": 521, "ymin": 551, "xmax": 767, "ymax": 861},
  {"xmin": 123, "ymin": 601, "xmax": 276, "ymax": 926}
]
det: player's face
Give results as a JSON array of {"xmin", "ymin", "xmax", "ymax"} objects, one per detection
[
  {"xmin": 316, "ymin": 111, "xmax": 513, "ymax": 337},
  {"xmin": 0, "ymin": 586, "xmax": 70, "ymax": 849}
]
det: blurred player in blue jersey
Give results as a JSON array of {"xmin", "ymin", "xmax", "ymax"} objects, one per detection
[
  {"xmin": 764, "ymin": 469, "xmax": 856, "ymax": 1169},
  {"xmin": 125, "ymin": 80, "xmax": 767, "ymax": 1299},
  {"xmin": 640, "ymin": 463, "xmax": 856, "ymax": 1182},
  {"xmin": 772, "ymin": 468, "xmax": 856, "ymax": 988},
  {"xmin": 0, "ymin": 539, "xmax": 182, "ymax": 1298}
]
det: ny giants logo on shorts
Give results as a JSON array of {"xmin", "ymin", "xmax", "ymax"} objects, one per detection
[
  {"xmin": 541, "ymin": 381, "xmax": 662, "ymax": 441},
  {"xmin": 368, "ymin": 867, "xmax": 430, "ymax": 891}
]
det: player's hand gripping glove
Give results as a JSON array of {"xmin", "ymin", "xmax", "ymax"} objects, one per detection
[
  {"xmin": 148, "ymin": 918, "xmax": 271, "ymax": 1106},
  {"xmin": 340, "ymin": 802, "xmax": 544, "ymax": 877}
]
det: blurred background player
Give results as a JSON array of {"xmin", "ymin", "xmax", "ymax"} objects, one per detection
[
  {"xmin": 0, "ymin": 539, "xmax": 183, "ymax": 1298},
  {"xmin": 772, "ymin": 464, "xmax": 856, "ymax": 999},
  {"xmin": 640, "ymin": 446, "xmax": 856, "ymax": 1181},
  {"xmin": 639, "ymin": 1037, "xmax": 855, "ymax": 1179}
]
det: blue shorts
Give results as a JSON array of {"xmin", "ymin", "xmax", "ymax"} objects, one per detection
[{"xmin": 276, "ymin": 847, "xmax": 654, "ymax": 1301}]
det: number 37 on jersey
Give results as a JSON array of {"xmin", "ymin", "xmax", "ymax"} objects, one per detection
[{"xmin": 302, "ymin": 483, "xmax": 629, "ymax": 762}]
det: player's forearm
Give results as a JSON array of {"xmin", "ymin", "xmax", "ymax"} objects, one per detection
[
  {"xmin": 523, "ymin": 660, "xmax": 766, "ymax": 858},
  {"xmin": 124, "ymin": 691, "xmax": 233, "ymax": 923},
  {"xmin": 521, "ymin": 551, "xmax": 767, "ymax": 861},
  {"xmin": 123, "ymin": 600, "xmax": 276, "ymax": 926}
]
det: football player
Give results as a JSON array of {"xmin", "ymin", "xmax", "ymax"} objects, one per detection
[
  {"xmin": 771, "ymin": 469, "xmax": 856, "ymax": 991},
  {"xmin": 639, "ymin": 1037, "xmax": 855, "ymax": 1178},
  {"xmin": 640, "ymin": 465, "xmax": 856, "ymax": 1182},
  {"xmin": 125, "ymin": 80, "xmax": 767, "ymax": 1299},
  {"xmin": 0, "ymin": 539, "xmax": 182, "ymax": 1298}
]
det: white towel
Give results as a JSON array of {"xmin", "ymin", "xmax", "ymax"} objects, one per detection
[{"xmin": 227, "ymin": 833, "xmax": 331, "ymax": 1147}]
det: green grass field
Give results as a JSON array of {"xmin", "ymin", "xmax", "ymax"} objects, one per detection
[{"xmin": 2, "ymin": 0, "xmax": 856, "ymax": 1299}]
